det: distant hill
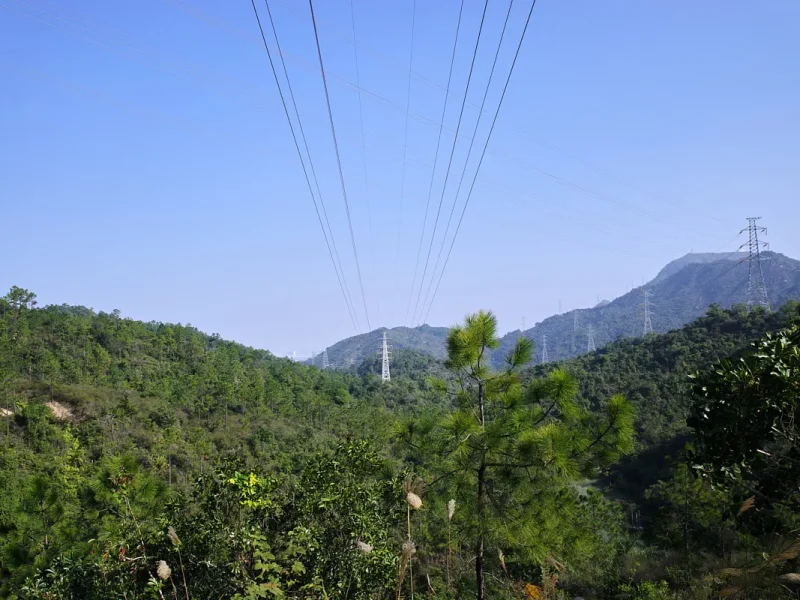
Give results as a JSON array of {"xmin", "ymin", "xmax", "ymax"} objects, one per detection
[
  {"xmin": 495, "ymin": 251, "xmax": 800, "ymax": 367},
  {"xmin": 311, "ymin": 324, "xmax": 449, "ymax": 369},
  {"xmin": 318, "ymin": 251, "xmax": 800, "ymax": 368},
  {"xmin": 536, "ymin": 300, "xmax": 800, "ymax": 448},
  {"xmin": 649, "ymin": 251, "xmax": 745, "ymax": 285}
]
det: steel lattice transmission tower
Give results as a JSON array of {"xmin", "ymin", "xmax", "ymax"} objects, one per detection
[
  {"xmin": 587, "ymin": 325, "xmax": 596, "ymax": 352},
  {"xmin": 380, "ymin": 331, "xmax": 391, "ymax": 383},
  {"xmin": 322, "ymin": 349, "xmax": 329, "ymax": 369},
  {"xmin": 643, "ymin": 289, "xmax": 654, "ymax": 335},
  {"xmin": 573, "ymin": 311, "xmax": 579, "ymax": 331},
  {"xmin": 541, "ymin": 334, "xmax": 549, "ymax": 364},
  {"xmin": 739, "ymin": 217, "xmax": 771, "ymax": 312}
]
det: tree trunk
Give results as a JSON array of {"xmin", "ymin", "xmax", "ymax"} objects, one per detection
[
  {"xmin": 476, "ymin": 462, "xmax": 486, "ymax": 600},
  {"xmin": 475, "ymin": 536, "xmax": 485, "ymax": 600},
  {"xmin": 476, "ymin": 380, "xmax": 487, "ymax": 600}
]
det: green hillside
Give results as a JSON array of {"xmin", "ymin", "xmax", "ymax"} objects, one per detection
[
  {"xmin": 3, "ymin": 285, "xmax": 800, "ymax": 599},
  {"xmin": 530, "ymin": 300, "xmax": 800, "ymax": 447}
]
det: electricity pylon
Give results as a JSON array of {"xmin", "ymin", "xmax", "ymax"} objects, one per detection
[
  {"xmin": 587, "ymin": 325, "xmax": 596, "ymax": 352},
  {"xmin": 739, "ymin": 217, "xmax": 771, "ymax": 311},
  {"xmin": 541, "ymin": 334, "xmax": 549, "ymax": 364},
  {"xmin": 571, "ymin": 311, "xmax": 579, "ymax": 355},
  {"xmin": 322, "ymin": 349, "xmax": 329, "ymax": 369},
  {"xmin": 380, "ymin": 331, "xmax": 391, "ymax": 382},
  {"xmin": 643, "ymin": 289, "xmax": 653, "ymax": 335}
]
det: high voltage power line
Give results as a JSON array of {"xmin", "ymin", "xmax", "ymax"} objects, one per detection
[
  {"xmin": 404, "ymin": 0, "xmax": 466, "ymax": 326},
  {"xmin": 395, "ymin": 0, "xmax": 417, "ymax": 282},
  {"xmin": 248, "ymin": 0, "xmax": 360, "ymax": 332},
  {"xmin": 348, "ymin": 0, "xmax": 379, "ymax": 323},
  {"xmin": 409, "ymin": 0, "xmax": 490, "ymax": 326},
  {"xmin": 257, "ymin": 0, "xmax": 360, "ymax": 330},
  {"xmin": 266, "ymin": 0, "xmax": 728, "ymax": 231},
  {"xmin": 10, "ymin": 0, "xmax": 732, "ymax": 259},
  {"xmin": 416, "ymin": 0, "xmax": 516, "ymax": 323},
  {"xmin": 12, "ymin": 0, "xmax": 731, "ymax": 245},
  {"xmin": 7, "ymin": 0, "xmax": 747, "ymax": 336},
  {"xmin": 419, "ymin": 0, "xmax": 539, "ymax": 326},
  {"xmin": 308, "ymin": 0, "xmax": 371, "ymax": 331}
]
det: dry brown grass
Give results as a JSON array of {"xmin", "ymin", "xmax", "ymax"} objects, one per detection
[{"xmin": 45, "ymin": 401, "xmax": 72, "ymax": 420}]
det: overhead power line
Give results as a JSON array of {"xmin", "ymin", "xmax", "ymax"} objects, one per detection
[
  {"xmin": 248, "ymin": 0, "xmax": 360, "ymax": 332},
  {"xmin": 17, "ymin": 0, "xmax": 728, "ymax": 244},
  {"xmin": 421, "ymin": 0, "xmax": 538, "ymax": 325},
  {"xmin": 348, "ymin": 0, "xmax": 379, "ymax": 323},
  {"xmin": 267, "ymin": 0, "xmax": 730, "ymax": 233},
  {"xmin": 417, "ymin": 0, "xmax": 515, "ymax": 323},
  {"xmin": 308, "ymin": 0, "xmax": 371, "ymax": 331},
  {"xmin": 410, "ymin": 0, "xmax": 490, "ymax": 326},
  {"xmin": 395, "ymin": 0, "xmax": 417, "ymax": 283},
  {"xmin": 259, "ymin": 0, "xmax": 360, "ymax": 330},
  {"xmin": 404, "ymin": 0, "xmax": 466, "ymax": 326}
]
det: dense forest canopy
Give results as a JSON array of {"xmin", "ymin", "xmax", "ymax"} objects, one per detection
[{"xmin": 1, "ymin": 285, "xmax": 800, "ymax": 599}]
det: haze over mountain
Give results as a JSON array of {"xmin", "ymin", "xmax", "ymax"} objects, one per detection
[{"xmin": 316, "ymin": 251, "xmax": 800, "ymax": 368}]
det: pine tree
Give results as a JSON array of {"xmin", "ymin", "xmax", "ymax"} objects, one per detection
[{"xmin": 416, "ymin": 311, "xmax": 634, "ymax": 599}]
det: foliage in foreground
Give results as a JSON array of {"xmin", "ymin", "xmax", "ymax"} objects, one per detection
[{"xmin": 400, "ymin": 311, "xmax": 634, "ymax": 599}]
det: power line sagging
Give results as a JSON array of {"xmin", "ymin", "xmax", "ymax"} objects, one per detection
[
  {"xmin": 415, "ymin": 0, "xmax": 518, "ymax": 325},
  {"xmin": 404, "ymin": 0, "xmax": 466, "ymax": 326},
  {"xmin": 739, "ymin": 217, "xmax": 771, "ymax": 312},
  {"xmin": 308, "ymin": 0, "xmax": 372, "ymax": 330},
  {"xmin": 248, "ymin": 0, "xmax": 361, "ymax": 333},
  {"xmin": 410, "ymin": 0, "xmax": 491, "ymax": 325},
  {"xmin": 418, "ymin": 0, "xmax": 540, "ymax": 325}
]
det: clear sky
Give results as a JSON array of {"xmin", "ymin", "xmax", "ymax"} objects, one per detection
[{"xmin": 2, "ymin": 0, "xmax": 798, "ymax": 357}]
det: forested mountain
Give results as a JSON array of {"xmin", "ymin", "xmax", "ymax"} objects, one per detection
[
  {"xmin": 531, "ymin": 300, "xmax": 800, "ymax": 447},
  {"xmin": 319, "ymin": 251, "xmax": 800, "ymax": 368},
  {"xmin": 3, "ymin": 284, "xmax": 800, "ymax": 598},
  {"xmin": 495, "ymin": 250, "xmax": 800, "ymax": 366}
]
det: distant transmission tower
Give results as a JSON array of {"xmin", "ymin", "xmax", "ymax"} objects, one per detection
[
  {"xmin": 587, "ymin": 326, "xmax": 596, "ymax": 352},
  {"xmin": 380, "ymin": 331, "xmax": 391, "ymax": 382},
  {"xmin": 739, "ymin": 217, "xmax": 771, "ymax": 311},
  {"xmin": 571, "ymin": 311, "xmax": 579, "ymax": 355},
  {"xmin": 322, "ymin": 349, "xmax": 329, "ymax": 369},
  {"xmin": 643, "ymin": 289, "xmax": 654, "ymax": 335},
  {"xmin": 541, "ymin": 334, "xmax": 549, "ymax": 364},
  {"xmin": 521, "ymin": 316, "xmax": 526, "ymax": 331}
]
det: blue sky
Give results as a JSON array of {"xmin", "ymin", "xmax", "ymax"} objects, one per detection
[{"xmin": 1, "ymin": 0, "xmax": 798, "ymax": 357}]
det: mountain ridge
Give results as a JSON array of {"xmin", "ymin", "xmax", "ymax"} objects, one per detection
[{"xmin": 318, "ymin": 251, "xmax": 800, "ymax": 368}]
